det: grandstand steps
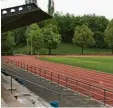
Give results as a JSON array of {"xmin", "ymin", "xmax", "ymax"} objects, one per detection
[{"xmin": 1, "ymin": 62, "xmax": 106, "ymax": 107}]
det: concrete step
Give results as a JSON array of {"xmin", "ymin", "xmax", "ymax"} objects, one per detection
[
  {"xmin": 1, "ymin": 85, "xmax": 27, "ymax": 107},
  {"xmin": 1, "ymin": 72, "xmax": 52, "ymax": 107},
  {"xmin": 1, "ymin": 64, "xmax": 105, "ymax": 107},
  {"xmin": 1, "ymin": 98, "xmax": 8, "ymax": 107}
]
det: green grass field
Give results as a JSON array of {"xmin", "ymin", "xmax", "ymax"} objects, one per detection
[
  {"xmin": 14, "ymin": 43, "xmax": 112, "ymax": 55},
  {"xmin": 40, "ymin": 56, "xmax": 113, "ymax": 74}
]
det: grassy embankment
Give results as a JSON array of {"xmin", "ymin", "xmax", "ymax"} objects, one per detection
[{"xmin": 14, "ymin": 43, "xmax": 112, "ymax": 55}]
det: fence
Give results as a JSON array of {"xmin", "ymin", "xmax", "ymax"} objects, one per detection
[
  {"xmin": 2, "ymin": 57, "xmax": 113, "ymax": 106},
  {"xmin": 1, "ymin": 68, "xmax": 92, "ymax": 107}
]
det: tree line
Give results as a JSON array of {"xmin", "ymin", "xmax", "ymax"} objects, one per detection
[
  {"xmin": 1, "ymin": 13, "xmax": 113, "ymax": 55},
  {"xmin": 1, "ymin": 23, "xmax": 61, "ymax": 55}
]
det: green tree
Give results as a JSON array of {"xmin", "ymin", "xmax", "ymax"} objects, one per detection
[
  {"xmin": 25, "ymin": 23, "xmax": 43, "ymax": 55},
  {"xmin": 94, "ymin": 31, "xmax": 106, "ymax": 48},
  {"xmin": 54, "ymin": 13, "xmax": 76, "ymax": 43},
  {"xmin": 40, "ymin": 13, "xmax": 108, "ymax": 47},
  {"xmin": 82, "ymin": 15, "xmax": 108, "ymax": 48},
  {"xmin": 44, "ymin": 24, "xmax": 59, "ymax": 34},
  {"xmin": 105, "ymin": 19, "xmax": 113, "ymax": 54},
  {"xmin": 13, "ymin": 27, "xmax": 26, "ymax": 46},
  {"xmin": 72, "ymin": 24, "xmax": 95, "ymax": 54},
  {"xmin": 42, "ymin": 24, "xmax": 61, "ymax": 55},
  {"xmin": 1, "ymin": 31, "xmax": 15, "ymax": 55},
  {"xmin": 32, "ymin": 29, "xmax": 44, "ymax": 54}
]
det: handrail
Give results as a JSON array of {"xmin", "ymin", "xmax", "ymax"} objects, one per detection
[
  {"xmin": 3, "ymin": 58, "xmax": 113, "ymax": 92},
  {"xmin": 1, "ymin": 68, "xmax": 82, "ymax": 96},
  {"xmin": 3, "ymin": 63, "xmax": 113, "ymax": 100},
  {"xmin": 2, "ymin": 57, "xmax": 113, "ymax": 106},
  {"xmin": 4, "ymin": 57, "xmax": 113, "ymax": 82},
  {"xmin": 2, "ymin": 66, "xmax": 112, "ymax": 102}
]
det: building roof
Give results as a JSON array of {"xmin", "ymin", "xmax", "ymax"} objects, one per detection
[{"xmin": 1, "ymin": 3, "xmax": 52, "ymax": 33}]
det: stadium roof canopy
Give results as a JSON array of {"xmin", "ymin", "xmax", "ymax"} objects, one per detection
[{"xmin": 1, "ymin": 3, "xmax": 52, "ymax": 33}]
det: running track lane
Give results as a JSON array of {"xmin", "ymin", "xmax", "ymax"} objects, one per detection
[
  {"xmin": 3, "ymin": 56, "xmax": 113, "ymax": 89},
  {"xmin": 2, "ymin": 56, "xmax": 113, "ymax": 106}
]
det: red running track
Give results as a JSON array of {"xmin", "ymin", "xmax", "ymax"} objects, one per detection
[{"xmin": 2, "ymin": 55, "xmax": 113, "ymax": 106}]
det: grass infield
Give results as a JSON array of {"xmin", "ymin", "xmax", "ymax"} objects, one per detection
[{"xmin": 40, "ymin": 56, "xmax": 113, "ymax": 74}]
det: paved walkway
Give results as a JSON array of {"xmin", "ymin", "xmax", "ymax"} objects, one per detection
[
  {"xmin": 2, "ymin": 62, "xmax": 105, "ymax": 107},
  {"xmin": 1, "ymin": 72, "xmax": 52, "ymax": 107},
  {"xmin": 2, "ymin": 55, "xmax": 113, "ymax": 106}
]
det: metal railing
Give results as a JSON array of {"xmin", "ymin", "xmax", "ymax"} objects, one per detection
[
  {"xmin": 2, "ymin": 58, "xmax": 113, "ymax": 106},
  {"xmin": 1, "ymin": 68, "xmax": 92, "ymax": 107}
]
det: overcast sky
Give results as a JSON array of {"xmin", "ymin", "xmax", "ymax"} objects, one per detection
[{"xmin": 1, "ymin": 0, "xmax": 113, "ymax": 19}]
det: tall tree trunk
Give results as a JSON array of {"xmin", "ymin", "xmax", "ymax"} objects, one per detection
[
  {"xmin": 81, "ymin": 45, "xmax": 84, "ymax": 54},
  {"xmin": 37, "ymin": 48, "xmax": 39, "ymax": 55},
  {"xmin": 26, "ymin": 26, "xmax": 29, "ymax": 55},
  {"xmin": 31, "ymin": 36, "xmax": 33, "ymax": 55},
  {"xmin": 112, "ymin": 45, "xmax": 113, "ymax": 54},
  {"xmin": 48, "ymin": 48, "xmax": 52, "ymax": 55},
  {"xmin": 34, "ymin": 45, "xmax": 36, "ymax": 55},
  {"xmin": 27, "ymin": 36, "xmax": 29, "ymax": 55}
]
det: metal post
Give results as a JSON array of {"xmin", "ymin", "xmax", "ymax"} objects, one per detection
[
  {"xmin": 25, "ymin": 63, "xmax": 26, "ymax": 70},
  {"xmin": 22, "ymin": 63, "xmax": 23, "ymax": 69},
  {"xmin": 16, "ymin": 61, "xmax": 17, "ymax": 67},
  {"xmin": 11, "ymin": 76, "xmax": 12, "ymax": 94},
  {"xmin": 89, "ymin": 84, "xmax": 91, "ymax": 99},
  {"xmin": 51, "ymin": 72, "xmax": 52, "ymax": 83},
  {"xmin": 33, "ymin": 67, "xmax": 35, "ymax": 75},
  {"xmin": 21, "ymin": 62, "xmax": 22, "ymax": 69},
  {"xmin": 15, "ymin": 61, "xmax": 17, "ymax": 68},
  {"xmin": 19, "ymin": 62, "xmax": 20, "ymax": 68},
  {"xmin": 18, "ymin": 61, "xmax": 19, "ymax": 67},
  {"xmin": 76, "ymin": 80, "xmax": 78, "ymax": 92},
  {"xmin": 27, "ymin": 64, "xmax": 28, "ymax": 71},
  {"xmin": 22, "ymin": 63, "xmax": 24, "ymax": 69},
  {"xmin": 104, "ymin": 89, "xmax": 106, "ymax": 106},
  {"xmin": 58, "ymin": 94, "xmax": 60, "ymax": 106},
  {"xmin": 40, "ymin": 68, "xmax": 41, "ymax": 80},
  {"xmin": 35, "ymin": 67, "xmax": 37, "ymax": 75},
  {"xmin": 45, "ymin": 70, "xmax": 46, "ymax": 82},
  {"xmin": 66, "ymin": 77, "xmax": 68, "ymax": 88},
  {"xmin": 58, "ymin": 74, "xmax": 59, "ymax": 86},
  {"xmin": 23, "ymin": 63, "xmax": 25, "ymax": 69},
  {"xmin": 9, "ymin": 59, "xmax": 10, "ymax": 64},
  {"xmin": 31, "ymin": 66, "xmax": 32, "ymax": 72}
]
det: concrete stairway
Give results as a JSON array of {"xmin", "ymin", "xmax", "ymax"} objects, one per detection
[
  {"xmin": 1, "ymin": 73, "xmax": 52, "ymax": 107},
  {"xmin": 1, "ymin": 63, "xmax": 106, "ymax": 107}
]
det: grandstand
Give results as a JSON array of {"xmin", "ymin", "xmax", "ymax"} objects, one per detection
[{"xmin": 1, "ymin": 0, "xmax": 113, "ymax": 107}]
